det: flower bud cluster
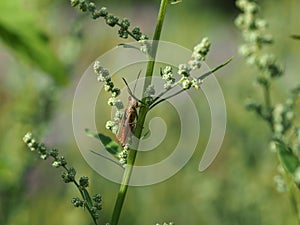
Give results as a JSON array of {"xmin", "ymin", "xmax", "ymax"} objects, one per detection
[
  {"xmin": 23, "ymin": 132, "xmax": 67, "ymax": 166},
  {"xmin": 118, "ymin": 145, "xmax": 129, "ymax": 166},
  {"xmin": 93, "ymin": 61, "xmax": 123, "ymax": 134},
  {"xmin": 70, "ymin": 0, "xmax": 147, "ymax": 41},
  {"xmin": 139, "ymin": 35, "xmax": 151, "ymax": 55},
  {"xmin": 144, "ymin": 84, "xmax": 156, "ymax": 105},
  {"xmin": 160, "ymin": 38, "xmax": 210, "ymax": 91},
  {"xmin": 23, "ymin": 132, "xmax": 102, "ymax": 221},
  {"xmin": 71, "ymin": 192, "xmax": 102, "ymax": 219},
  {"xmin": 235, "ymin": 0, "xmax": 282, "ymax": 78},
  {"xmin": 273, "ymin": 104, "xmax": 293, "ymax": 138},
  {"xmin": 273, "ymin": 174, "xmax": 287, "ymax": 193},
  {"xmin": 160, "ymin": 66, "xmax": 175, "ymax": 90},
  {"xmin": 273, "ymin": 86, "xmax": 300, "ymax": 138}
]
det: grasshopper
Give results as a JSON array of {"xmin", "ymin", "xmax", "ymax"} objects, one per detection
[{"xmin": 116, "ymin": 72, "xmax": 141, "ymax": 147}]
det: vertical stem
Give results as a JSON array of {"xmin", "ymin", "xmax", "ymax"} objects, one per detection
[
  {"xmin": 263, "ymin": 84, "xmax": 271, "ymax": 109},
  {"xmin": 284, "ymin": 171, "xmax": 300, "ymax": 225},
  {"xmin": 143, "ymin": 0, "xmax": 169, "ymax": 92},
  {"xmin": 262, "ymin": 83, "xmax": 274, "ymax": 130},
  {"xmin": 110, "ymin": 1, "xmax": 169, "ymax": 225}
]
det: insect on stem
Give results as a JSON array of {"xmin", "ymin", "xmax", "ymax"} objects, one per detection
[{"xmin": 116, "ymin": 72, "xmax": 142, "ymax": 147}]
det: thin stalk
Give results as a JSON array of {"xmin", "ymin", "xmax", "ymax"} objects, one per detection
[
  {"xmin": 62, "ymin": 165, "xmax": 99, "ymax": 225},
  {"xmin": 283, "ymin": 171, "xmax": 300, "ymax": 225},
  {"xmin": 262, "ymin": 82, "xmax": 274, "ymax": 130},
  {"xmin": 110, "ymin": 1, "xmax": 169, "ymax": 225},
  {"xmin": 143, "ymin": 0, "xmax": 169, "ymax": 92},
  {"xmin": 263, "ymin": 83, "xmax": 271, "ymax": 110}
]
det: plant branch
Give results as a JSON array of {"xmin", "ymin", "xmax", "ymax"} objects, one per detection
[{"xmin": 110, "ymin": 1, "xmax": 169, "ymax": 225}]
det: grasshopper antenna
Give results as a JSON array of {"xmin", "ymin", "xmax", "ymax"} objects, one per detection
[
  {"xmin": 133, "ymin": 70, "xmax": 141, "ymax": 93},
  {"xmin": 122, "ymin": 70, "xmax": 144, "ymax": 104}
]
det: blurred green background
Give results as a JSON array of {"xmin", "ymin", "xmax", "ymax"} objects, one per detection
[{"xmin": 1, "ymin": 0, "xmax": 300, "ymax": 224}]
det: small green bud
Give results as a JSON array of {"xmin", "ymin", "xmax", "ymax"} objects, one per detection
[
  {"xmin": 244, "ymin": 98, "xmax": 261, "ymax": 112},
  {"xmin": 40, "ymin": 154, "xmax": 48, "ymax": 160},
  {"xmin": 191, "ymin": 79, "xmax": 202, "ymax": 90},
  {"xmin": 99, "ymin": 7, "xmax": 108, "ymax": 17},
  {"xmin": 163, "ymin": 80, "xmax": 173, "ymax": 90},
  {"xmin": 188, "ymin": 58, "xmax": 202, "ymax": 70},
  {"xmin": 119, "ymin": 158, "xmax": 127, "ymax": 165},
  {"xmin": 78, "ymin": 0, "xmax": 88, "ymax": 12},
  {"xmin": 234, "ymin": 15, "xmax": 245, "ymax": 29},
  {"xmin": 193, "ymin": 37, "xmax": 211, "ymax": 59},
  {"xmin": 52, "ymin": 160, "xmax": 61, "ymax": 168},
  {"xmin": 62, "ymin": 167, "xmax": 76, "ymax": 183},
  {"xmin": 144, "ymin": 96, "xmax": 153, "ymax": 105},
  {"xmin": 119, "ymin": 149, "xmax": 128, "ymax": 165},
  {"xmin": 182, "ymin": 79, "xmax": 192, "ymax": 89},
  {"xmin": 163, "ymin": 66, "xmax": 172, "ymax": 74},
  {"xmin": 106, "ymin": 15, "xmax": 119, "ymax": 27},
  {"xmin": 286, "ymin": 111, "xmax": 294, "ymax": 121},
  {"xmin": 118, "ymin": 28, "xmax": 128, "ymax": 39},
  {"xmin": 111, "ymin": 88, "xmax": 120, "ymax": 97},
  {"xmin": 238, "ymin": 44, "xmax": 256, "ymax": 57},
  {"xmin": 70, "ymin": 0, "xmax": 79, "ymax": 7},
  {"xmin": 255, "ymin": 18, "xmax": 267, "ymax": 29},
  {"xmin": 93, "ymin": 194, "xmax": 102, "ymax": 203},
  {"xmin": 23, "ymin": 132, "xmax": 33, "ymax": 144},
  {"xmin": 111, "ymin": 125, "xmax": 119, "ymax": 134},
  {"xmin": 132, "ymin": 27, "xmax": 141, "ymax": 34},
  {"xmin": 273, "ymin": 175, "xmax": 287, "ymax": 193},
  {"xmin": 88, "ymin": 2, "xmax": 96, "ymax": 12},
  {"xmin": 104, "ymin": 84, "xmax": 112, "ymax": 92},
  {"xmin": 93, "ymin": 61, "xmax": 103, "ymax": 74},
  {"xmin": 71, "ymin": 197, "xmax": 84, "ymax": 207},
  {"xmin": 94, "ymin": 202, "xmax": 102, "ymax": 210},
  {"xmin": 106, "ymin": 120, "xmax": 116, "ymax": 130},
  {"xmin": 79, "ymin": 176, "xmax": 89, "ymax": 188},
  {"xmin": 108, "ymin": 97, "xmax": 115, "ymax": 106},
  {"xmin": 144, "ymin": 84, "xmax": 155, "ymax": 97},
  {"xmin": 114, "ymin": 111, "xmax": 123, "ymax": 121},
  {"xmin": 120, "ymin": 18, "xmax": 130, "ymax": 29},
  {"xmin": 95, "ymin": 66, "xmax": 110, "ymax": 82},
  {"xmin": 115, "ymin": 99, "xmax": 124, "ymax": 109},
  {"xmin": 59, "ymin": 156, "xmax": 67, "ymax": 166},
  {"xmin": 28, "ymin": 141, "xmax": 38, "ymax": 152},
  {"xmin": 92, "ymin": 10, "xmax": 101, "ymax": 19},
  {"xmin": 38, "ymin": 143, "xmax": 47, "ymax": 153},
  {"xmin": 178, "ymin": 63, "xmax": 191, "ymax": 77},
  {"xmin": 256, "ymin": 76, "xmax": 269, "ymax": 87},
  {"xmin": 49, "ymin": 148, "xmax": 59, "ymax": 158}
]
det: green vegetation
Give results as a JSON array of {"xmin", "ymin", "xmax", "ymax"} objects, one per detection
[{"xmin": 1, "ymin": 0, "xmax": 300, "ymax": 224}]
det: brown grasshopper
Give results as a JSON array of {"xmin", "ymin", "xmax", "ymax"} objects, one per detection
[{"xmin": 116, "ymin": 72, "xmax": 141, "ymax": 147}]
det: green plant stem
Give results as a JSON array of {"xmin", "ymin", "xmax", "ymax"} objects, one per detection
[
  {"xmin": 62, "ymin": 165, "xmax": 98, "ymax": 225},
  {"xmin": 283, "ymin": 171, "xmax": 300, "ymax": 225},
  {"xmin": 262, "ymin": 83, "xmax": 274, "ymax": 129},
  {"xmin": 143, "ymin": 0, "xmax": 168, "ymax": 91},
  {"xmin": 110, "ymin": 1, "xmax": 169, "ymax": 225}
]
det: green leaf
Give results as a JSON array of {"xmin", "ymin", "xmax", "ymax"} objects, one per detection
[
  {"xmin": 85, "ymin": 129, "xmax": 122, "ymax": 157},
  {"xmin": 291, "ymin": 34, "xmax": 300, "ymax": 40},
  {"xmin": 171, "ymin": 0, "xmax": 182, "ymax": 5},
  {"xmin": 118, "ymin": 43, "xmax": 140, "ymax": 51},
  {"xmin": 275, "ymin": 140, "xmax": 299, "ymax": 175},
  {"xmin": 0, "ymin": 0, "xmax": 68, "ymax": 86},
  {"xmin": 198, "ymin": 57, "xmax": 233, "ymax": 80}
]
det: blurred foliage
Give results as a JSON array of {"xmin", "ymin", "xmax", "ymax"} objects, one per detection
[
  {"xmin": 0, "ymin": 0, "xmax": 68, "ymax": 86},
  {"xmin": 0, "ymin": 0, "xmax": 300, "ymax": 225}
]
